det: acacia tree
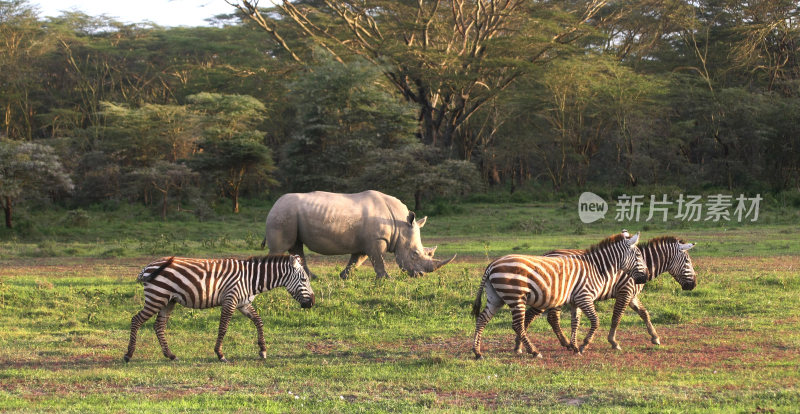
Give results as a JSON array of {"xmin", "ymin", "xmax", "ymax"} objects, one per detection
[
  {"xmin": 0, "ymin": 0, "xmax": 54, "ymax": 140},
  {"xmin": 356, "ymin": 143, "xmax": 482, "ymax": 211},
  {"xmin": 280, "ymin": 57, "xmax": 418, "ymax": 192},
  {"xmin": 186, "ymin": 93, "xmax": 276, "ymax": 213},
  {"xmin": 229, "ymin": 0, "xmax": 611, "ymax": 148},
  {"xmin": 0, "ymin": 140, "xmax": 74, "ymax": 228},
  {"xmin": 129, "ymin": 161, "xmax": 198, "ymax": 220}
]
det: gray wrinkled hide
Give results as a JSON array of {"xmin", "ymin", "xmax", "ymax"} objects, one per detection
[{"xmin": 263, "ymin": 190, "xmax": 455, "ymax": 279}]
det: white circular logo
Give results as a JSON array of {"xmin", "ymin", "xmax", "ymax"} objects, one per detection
[{"xmin": 578, "ymin": 192, "xmax": 607, "ymax": 224}]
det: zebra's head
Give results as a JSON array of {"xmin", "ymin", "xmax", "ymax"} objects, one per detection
[
  {"xmin": 285, "ymin": 255, "xmax": 315, "ymax": 308},
  {"xmin": 668, "ymin": 241, "xmax": 697, "ymax": 291},
  {"xmin": 621, "ymin": 232, "xmax": 649, "ymax": 284}
]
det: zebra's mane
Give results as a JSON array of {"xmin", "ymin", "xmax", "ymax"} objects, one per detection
[
  {"xmin": 585, "ymin": 234, "xmax": 628, "ymax": 254},
  {"xmin": 244, "ymin": 254, "xmax": 293, "ymax": 263},
  {"xmin": 638, "ymin": 236, "xmax": 685, "ymax": 249}
]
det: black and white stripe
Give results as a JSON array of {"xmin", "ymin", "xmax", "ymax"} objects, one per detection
[
  {"xmin": 544, "ymin": 236, "xmax": 697, "ymax": 350},
  {"xmin": 124, "ymin": 254, "xmax": 314, "ymax": 363},
  {"xmin": 471, "ymin": 232, "xmax": 647, "ymax": 358}
]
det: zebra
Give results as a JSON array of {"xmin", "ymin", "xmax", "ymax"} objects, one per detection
[
  {"xmin": 471, "ymin": 232, "xmax": 647, "ymax": 359},
  {"xmin": 124, "ymin": 254, "xmax": 315, "ymax": 363},
  {"xmin": 542, "ymin": 235, "xmax": 696, "ymax": 351}
]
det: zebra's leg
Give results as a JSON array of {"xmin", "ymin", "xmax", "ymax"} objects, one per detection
[
  {"xmin": 575, "ymin": 300, "xmax": 599, "ymax": 354},
  {"xmin": 154, "ymin": 301, "xmax": 177, "ymax": 360},
  {"xmin": 514, "ymin": 307, "xmax": 545, "ymax": 353},
  {"xmin": 629, "ymin": 296, "xmax": 660, "ymax": 345},
  {"xmin": 214, "ymin": 297, "xmax": 238, "ymax": 363},
  {"xmin": 511, "ymin": 304, "xmax": 542, "ymax": 358},
  {"xmin": 238, "ymin": 304, "xmax": 267, "ymax": 359},
  {"xmin": 340, "ymin": 254, "xmax": 368, "ymax": 280},
  {"xmin": 472, "ymin": 299, "xmax": 501, "ymax": 359},
  {"xmin": 124, "ymin": 299, "xmax": 165, "ymax": 362},
  {"xmin": 546, "ymin": 307, "xmax": 572, "ymax": 350},
  {"xmin": 569, "ymin": 306, "xmax": 582, "ymax": 353},
  {"xmin": 608, "ymin": 289, "xmax": 634, "ymax": 351}
]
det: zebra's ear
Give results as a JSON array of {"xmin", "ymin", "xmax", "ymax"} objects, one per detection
[
  {"xmin": 678, "ymin": 242, "xmax": 695, "ymax": 251},
  {"xmin": 626, "ymin": 232, "xmax": 640, "ymax": 246},
  {"xmin": 290, "ymin": 254, "xmax": 302, "ymax": 266}
]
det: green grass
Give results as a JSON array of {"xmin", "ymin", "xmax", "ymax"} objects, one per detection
[{"xmin": 0, "ymin": 201, "xmax": 799, "ymax": 412}]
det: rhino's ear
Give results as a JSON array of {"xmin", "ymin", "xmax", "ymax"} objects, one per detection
[
  {"xmin": 417, "ymin": 216, "xmax": 427, "ymax": 228},
  {"xmin": 407, "ymin": 211, "xmax": 416, "ymax": 226}
]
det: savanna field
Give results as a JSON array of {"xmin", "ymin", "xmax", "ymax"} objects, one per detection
[{"xmin": 1, "ymin": 201, "xmax": 799, "ymax": 412}]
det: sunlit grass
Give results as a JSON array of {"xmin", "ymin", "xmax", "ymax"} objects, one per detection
[{"xmin": 0, "ymin": 202, "xmax": 798, "ymax": 411}]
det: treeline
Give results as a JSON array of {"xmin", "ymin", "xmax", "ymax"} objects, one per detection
[{"xmin": 1, "ymin": 0, "xmax": 799, "ymax": 227}]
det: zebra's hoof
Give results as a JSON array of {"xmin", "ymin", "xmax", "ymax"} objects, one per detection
[
  {"xmin": 473, "ymin": 354, "xmax": 484, "ymax": 360},
  {"xmin": 611, "ymin": 344, "xmax": 622, "ymax": 351},
  {"xmin": 219, "ymin": 356, "xmax": 230, "ymax": 363},
  {"xmin": 168, "ymin": 355, "xmax": 177, "ymax": 361},
  {"xmin": 123, "ymin": 355, "xmax": 131, "ymax": 363},
  {"xmin": 533, "ymin": 352, "xmax": 543, "ymax": 359},
  {"xmin": 652, "ymin": 338, "xmax": 661, "ymax": 345},
  {"xmin": 259, "ymin": 351, "xmax": 267, "ymax": 359}
]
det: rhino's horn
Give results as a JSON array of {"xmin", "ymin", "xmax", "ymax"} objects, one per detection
[{"xmin": 432, "ymin": 254, "xmax": 457, "ymax": 271}]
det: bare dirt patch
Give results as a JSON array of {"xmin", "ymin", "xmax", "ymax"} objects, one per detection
[{"xmin": 302, "ymin": 324, "xmax": 800, "ymax": 377}]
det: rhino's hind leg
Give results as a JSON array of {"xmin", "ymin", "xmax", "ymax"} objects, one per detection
[
  {"xmin": 288, "ymin": 240, "xmax": 317, "ymax": 279},
  {"xmin": 340, "ymin": 254, "xmax": 368, "ymax": 280}
]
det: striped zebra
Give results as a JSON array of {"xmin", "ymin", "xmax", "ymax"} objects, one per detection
[
  {"xmin": 543, "ymin": 235, "xmax": 696, "ymax": 351},
  {"xmin": 471, "ymin": 232, "xmax": 647, "ymax": 359},
  {"xmin": 124, "ymin": 254, "xmax": 314, "ymax": 363}
]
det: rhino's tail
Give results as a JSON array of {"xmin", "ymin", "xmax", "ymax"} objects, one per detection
[
  {"xmin": 261, "ymin": 237, "xmax": 266, "ymax": 249},
  {"xmin": 137, "ymin": 256, "xmax": 175, "ymax": 284},
  {"xmin": 471, "ymin": 265, "xmax": 492, "ymax": 319}
]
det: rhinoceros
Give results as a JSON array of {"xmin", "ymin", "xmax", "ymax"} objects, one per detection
[{"xmin": 262, "ymin": 190, "xmax": 456, "ymax": 279}]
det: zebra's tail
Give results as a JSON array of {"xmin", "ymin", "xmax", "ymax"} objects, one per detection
[
  {"xmin": 471, "ymin": 266, "xmax": 492, "ymax": 319},
  {"xmin": 137, "ymin": 256, "xmax": 175, "ymax": 283}
]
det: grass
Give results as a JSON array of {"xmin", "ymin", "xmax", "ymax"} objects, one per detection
[{"xmin": 1, "ymin": 200, "xmax": 799, "ymax": 412}]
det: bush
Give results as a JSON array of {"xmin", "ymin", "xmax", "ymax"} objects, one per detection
[
  {"xmin": 62, "ymin": 209, "xmax": 90, "ymax": 227},
  {"xmin": 422, "ymin": 199, "xmax": 465, "ymax": 217}
]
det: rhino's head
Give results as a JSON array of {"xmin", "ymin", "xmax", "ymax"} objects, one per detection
[{"xmin": 395, "ymin": 212, "xmax": 456, "ymax": 278}]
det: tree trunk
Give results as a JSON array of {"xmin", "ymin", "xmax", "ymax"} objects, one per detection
[
  {"xmin": 161, "ymin": 192, "xmax": 168, "ymax": 221},
  {"xmin": 3, "ymin": 196, "xmax": 12, "ymax": 229},
  {"xmin": 414, "ymin": 189, "xmax": 422, "ymax": 212}
]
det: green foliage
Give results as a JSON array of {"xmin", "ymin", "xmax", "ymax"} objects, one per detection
[
  {"xmin": 356, "ymin": 143, "xmax": 483, "ymax": 210},
  {"xmin": 280, "ymin": 57, "xmax": 418, "ymax": 192},
  {"xmin": 1, "ymin": 0, "xmax": 800, "ymax": 212},
  {"xmin": 185, "ymin": 93, "xmax": 277, "ymax": 212},
  {"xmin": 61, "ymin": 209, "xmax": 89, "ymax": 227},
  {"xmin": 0, "ymin": 140, "xmax": 74, "ymax": 228}
]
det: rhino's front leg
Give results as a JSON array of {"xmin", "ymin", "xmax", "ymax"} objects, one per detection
[
  {"xmin": 367, "ymin": 242, "xmax": 390, "ymax": 279},
  {"xmin": 340, "ymin": 254, "xmax": 368, "ymax": 280}
]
